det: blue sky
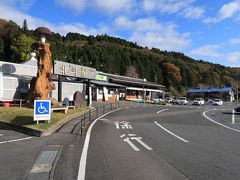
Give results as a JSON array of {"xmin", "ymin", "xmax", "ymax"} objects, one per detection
[{"xmin": 1, "ymin": 0, "xmax": 240, "ymax": 67}]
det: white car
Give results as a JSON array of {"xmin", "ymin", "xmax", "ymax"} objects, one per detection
[
  {"xmin": 177, "ymin": 97, "xmax": 188, "ymax": 105},
  {"xmin": 192, "ymin": 98, "xmax": 205, "ymax": 106},
  {"xmin": 165, "ymin": 97, "xmax": 173, "ymax": 103},
  {"xmin": 212, "ymin": 99, "xmax": 223, "ymax": 106}
]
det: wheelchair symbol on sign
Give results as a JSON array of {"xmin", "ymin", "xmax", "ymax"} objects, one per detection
[{"xmin": 38, "ymin": 103, "xmax": 48, "ymax": 114}]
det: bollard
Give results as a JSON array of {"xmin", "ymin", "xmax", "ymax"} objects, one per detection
[
  {"xmin": 103, "ymin": 105, "xmax": 105, "ymax": 114},
  {"xmin": 20, "ymin": 99, "xmax": 22, "ymax": 108},
  {"xmin": 83, "ymin": 114, "xmax": 86, "ymax": 127},
  {"xmin": 80, "ymin": 119, "xmax": 83, "ymax": 136},
  {"xmin": 111, "ymin": 103, "xmax": 113, "ymax": 111},
  {"xmin": 89, "ymin": 110, "xmax": 91, "ymax": 121}
]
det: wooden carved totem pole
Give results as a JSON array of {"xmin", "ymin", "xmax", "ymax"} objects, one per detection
[{"xmin": 27, "ymin": 27, "xmax": 55, "ymax": 106}]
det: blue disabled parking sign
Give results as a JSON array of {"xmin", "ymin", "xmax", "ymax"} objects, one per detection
[{"xmin": 34, "ymin": 100, "xmax": 51, "ymax": 123}]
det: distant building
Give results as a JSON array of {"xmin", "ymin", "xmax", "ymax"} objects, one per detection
[
  {"xmin": 94, "ymin": 72, "xmax": 165, "ymax": 102},
  {"xmin": 187, "ymin": 87, "xmax": 235, "ymax": 102}
]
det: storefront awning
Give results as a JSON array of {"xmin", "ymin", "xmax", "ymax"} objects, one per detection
[
  {"xmin": 91, "ymin": 80, "xmax": 126, "ymax": 88},
  {"xmin": 126, "ymin": 87, "xmax": 163, "ymax": 93}
]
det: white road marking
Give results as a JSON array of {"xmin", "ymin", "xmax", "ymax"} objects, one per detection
[
  {"xmin": 0, "ymin": 134, "xmax": 4, "ymax": 136},
  {"xmin": 157, "ymin": 109, "xmax": 169, "ymax": 114},
  {"xmin": 232, "ymin": 109, "xmax": 235, "ymax": 124},
  {"xmin": 99, "ymin": 118, "xmax": 110, "ymax": 121},
  {"xmin": 154, "ymin": 121, "xmax": 189, "ymax": 143},
  {"xmin": 203, "ymin": 110, "xmax": 240, "ymax": 133},
  {"xmin": 131, "ymin": 137, "xmax": 153, "ymax": 150},
  {"xmin": 123, "ymin": 137, "xmax": 140, "ymax": 151},
  {"xmin": 77, "ymin": 109, "xmax": 120, "ymax": 180},
  {"xmin": 120, "ymin": 134, "xmax": 125, "ymax": 138},
  {"xmin": 0, "ymin": 137, "xmax": 32, "ymax": 144}
]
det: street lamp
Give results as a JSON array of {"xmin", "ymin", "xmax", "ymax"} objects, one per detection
[{"xmin": 143, "ymin": 78, "xmax": 146, "ymax": 106}]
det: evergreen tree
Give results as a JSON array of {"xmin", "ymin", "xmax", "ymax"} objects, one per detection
[{"xmin": 22, "ymin": 19, "xmax": 28, "ymax": 32}]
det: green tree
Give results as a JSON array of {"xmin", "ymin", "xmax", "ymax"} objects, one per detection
[
  {"xmin": 10, "ymin": 33, "xmax": 34, "ymax": 61},
  {"xmin": 22, "ymin": 19, "xmax": 28, "ymax": 32}
]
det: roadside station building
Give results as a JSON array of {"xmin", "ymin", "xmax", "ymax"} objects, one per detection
[
  {"xmin": 187, "ymin": 87, "xmax": 235, "ymax": 102},
  {"xmin": 96, "ymin": 72, "xmax": 165, "ymax": 102},
  {"xmin": 0, "ymin": 59, "xmax": 165, "ymax": 105}
]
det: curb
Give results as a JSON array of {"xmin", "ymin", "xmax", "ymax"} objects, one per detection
[{"xmin": 0, "ymin": 111, "xmax": 87, "ymax": 137}]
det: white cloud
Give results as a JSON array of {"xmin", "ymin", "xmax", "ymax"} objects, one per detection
[
  {"xmin": 114, "ymin": 16, "xmax": 191, "ymax": 51},
  {"xmin": 55, "ymin": 0, "xmax": 86, "ymax": 12},
  {"xmin": 228, "ymin": 37, "xmax": 240, "ymax": 44},
  {"xmin": 0, "ymin": 2, "xmax": 103, "ymax": 36},
  {"xmin": 0, "ymin": 0, "xmax": 35, "ymax": 10},
  {"xmin": 142, "ymin": 0, "xmax": 193, "ymax": 14},
  {"xmin": 181, "ymin": 6, "xmax": 205, "ymax": 19},
  {"xmin": 227, "ymin": 52, "xmax": 240, "ymax": 65},
  {"xmin": 55, "ymin": 23, "xmax": 99, "ymax": 36},
  {"xmin": 93, "ymin": 0, "xmax": 134, "ymax": 14},
  {"xmin": 190, "ymin": 45, "xmax": 221, "ymax": 58},
  {"xmin": 204, "ymin": 1, "xmax": 240, "ymax": 23},
  {"xmin": 0, "ymin": 3, "xmax": 49, "ymax": 30},
  {"xmin": 142, "ymin": 0, "xmax": 205, "ymax": 20},
  {"xmin": 55, "ymin": 0, "xmax": 136, "ymax": 15}
]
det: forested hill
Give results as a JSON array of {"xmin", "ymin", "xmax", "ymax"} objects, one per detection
[{"xmin": 1, "ymin": 18, "xmax": 240, "ymax": 95}]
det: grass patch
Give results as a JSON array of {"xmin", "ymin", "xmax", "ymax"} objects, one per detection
[{"xmin": 0, "ymin": 107, "xmax": 89, "ymax": 131}]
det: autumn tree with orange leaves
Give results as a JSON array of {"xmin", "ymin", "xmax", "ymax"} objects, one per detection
[{"xmin": 162, "ymin": 62, "xmax": 182, "ymax": 88}]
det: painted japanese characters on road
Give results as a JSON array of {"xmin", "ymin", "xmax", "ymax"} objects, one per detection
[
  {"xmin": 114, "ymin": 121, "xmax": 153, "ymax": 151},
  {"xmin": 114, "ymin": 121, "xmax": 133, "ymax": 129}
]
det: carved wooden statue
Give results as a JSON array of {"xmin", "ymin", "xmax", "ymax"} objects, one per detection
[{"xmin": 27, "ymin": 27, "xmax": 55, "ymax": 106}]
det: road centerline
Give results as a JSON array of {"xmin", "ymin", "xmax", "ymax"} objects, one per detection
[{"xmin": 154, "ymin": 121, "xmax": 189, "ymax": 143}]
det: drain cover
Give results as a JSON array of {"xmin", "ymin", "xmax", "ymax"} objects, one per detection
[{"xmin": 25, "ymin": 145, "xmax": 62, "ymax": 180}]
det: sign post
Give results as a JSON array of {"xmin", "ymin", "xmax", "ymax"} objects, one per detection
[{"xmin": 34, "ymin": 100, "xmax": 51, "ymax": 124}]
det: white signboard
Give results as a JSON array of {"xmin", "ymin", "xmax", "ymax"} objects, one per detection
[
  {"xmin": 54, "ymin": 60, "xmax": 96, "ymax": 79},
  {"xmin": 34, "ymin": 100, "xmax": 51, "ymax": 123},
  {"xmin": 0, "ymin": 72, "xmax": 2, "ymax": 98}
]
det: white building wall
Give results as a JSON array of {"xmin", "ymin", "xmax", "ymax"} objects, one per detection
[
  {"xmin": 1, "ymin": 76, "xmax": 29, "ymax": 101},
  {"xmin": 51, "ymin": 81, "xmax": 84, "ymax": 103}
]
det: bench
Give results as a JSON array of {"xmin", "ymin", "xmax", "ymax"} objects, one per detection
[
  {"xmin": 51, "ymin": 107, "xmax": 68, "ymax": 114},
  {"xmin": 66, "ymin": 106, "xmax": 75, "ymax": 109}
]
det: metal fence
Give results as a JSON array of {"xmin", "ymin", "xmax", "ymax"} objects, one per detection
[{"xmin": 77, "ymin": 100, "xmax": 159, "ymax": 135}]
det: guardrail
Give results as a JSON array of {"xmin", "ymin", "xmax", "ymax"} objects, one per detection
[{"xmin": 77, "ymin": 100, "xmax": 163, "ymax": 135}]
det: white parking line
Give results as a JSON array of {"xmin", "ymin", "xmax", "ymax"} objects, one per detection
[
  {"xmin": 154, "ymin": 121, "xmax": 189, "ymax": 143},
  {"xmin": 157, "ymin": 109, "xmax": 169, "ymax": 114},
  {"xmin": 0, "ymin": 137, "xmax": 32, "ymax": 144},
  {"xmin": 203, "ymin": 110, "xmax": 240, "ymax": 133}
]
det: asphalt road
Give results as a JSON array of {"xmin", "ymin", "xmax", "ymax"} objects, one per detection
[
  {"xmin": 83, "ymin": 104, "xmax": 240, "ymax": 180},
  {"xmin": 1, "ymin": 103, "xmax": 240, "ymax": 180}
]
